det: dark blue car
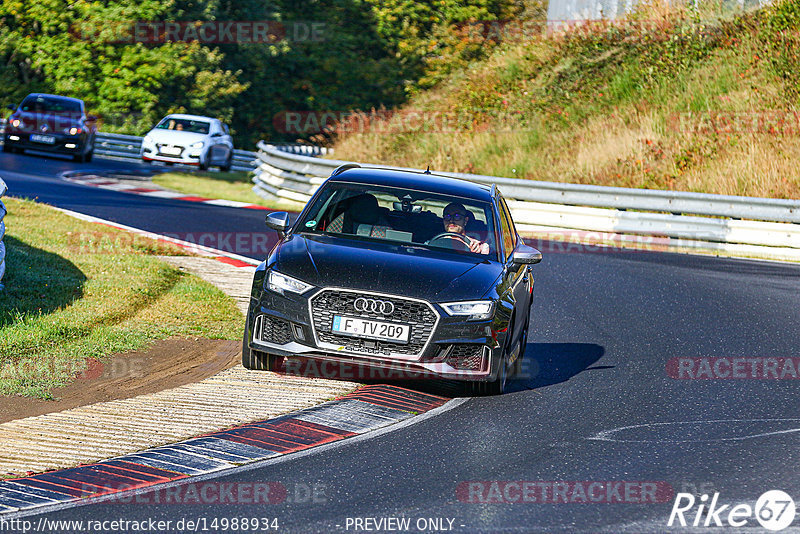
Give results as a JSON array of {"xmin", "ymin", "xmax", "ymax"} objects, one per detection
[
  {"xmin": 4, "ymin": 93, "xmax": 97, "ymax": 162},
  {"xmin": 243, "ymin": 164, "xmax": 542, "ymax": 394}
]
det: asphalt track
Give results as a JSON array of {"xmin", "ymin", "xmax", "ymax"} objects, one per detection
[{"xmin": 2, "ymin": 151, "xmax": 800, "ymax": 533}]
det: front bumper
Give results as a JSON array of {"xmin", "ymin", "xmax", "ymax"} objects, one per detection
[
  {"xmin": 141, "ymin": 143, "xmax": 203, "ymax": 165},
  {"xmin": 141, "ymin": 153, "xmax": 200, "ymax": 165},
  {"xmin": 4, "ymin": 133, "xmax": 87, "ymax": 154},
  {"xmin": 247, "ymin": 285, "xmax": 507, "ymax": 382}
]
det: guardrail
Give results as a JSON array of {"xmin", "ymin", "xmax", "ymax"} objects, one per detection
[
  {"xmin": 0, "ymin": 177, "xmax": 7, "ymax": 289},
  {"xmin": 252, "ymin": 142, "xmax": 800, "ymax": 260}
]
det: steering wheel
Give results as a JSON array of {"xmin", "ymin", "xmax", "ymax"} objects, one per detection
[{"xmin": 427, "ymin": 232, "xmax": 472, "ymax": 251}]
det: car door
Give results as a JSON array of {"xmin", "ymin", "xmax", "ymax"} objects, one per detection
[
  {"xmin": 222, "ymin": 123, "xmax": 233, "ymax": 150},
  {"xmin": 210, "ymin": 120, "xmax": 232, "ymax": 164},
  {"xmin": 497, "ymin": 194, "xmax": 529, "ymax": 353},
  {"xmin": 205, "ymin": 120, "xmax": 222, "ymax": 164}
]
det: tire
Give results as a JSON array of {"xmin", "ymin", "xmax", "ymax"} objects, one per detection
[
  {"xmin": 165, "ymin": 162, "xmax": 175, "ymax": 166},
  {"xmin": 513, "ymin": 310, "xmax": 531, "ymax": 377},
  {"xmin": 469, "ymin": 313, "xmax": 514, "ymax": 396},
  {"xmin": 219, "ymin": 154, "xmax": 232, "ymax": 172},
  {"xmin": 199, "ymin": 153, "xmax": 209, "ymax": 171},
  {"xmin": 73, "ymin": 152, "xmax": 85, "ymax": 163},
  {"xmin": 485, "ymin": 352, "xmax": 508, "ymax": 395},
  {"xmin": 84, "ymin": 149, "xmax": 93, "ymax": 163},
  {"xmin": 2, "ymin": 142, "xmax": 10, "ymax": 153}
]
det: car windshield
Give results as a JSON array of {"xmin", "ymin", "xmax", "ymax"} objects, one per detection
[
  {"xmin": 298, "ymin": 181, "xmax": 498, "ymax": 260},
  {"xmin": 155, "ymin": 117, "xmax": 210, "ymax": 134},
  {"xmin": 20, "ymin": 96, "xmax": 81, "ymax": 114}
]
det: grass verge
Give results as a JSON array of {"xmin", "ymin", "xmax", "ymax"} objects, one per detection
[
  {"xmin": 0, "ymin": 198, "xmax": 243, "ymax": 399},
  {"xmin": 152, "ymin": 171, "xmax": 303, "ymax": 211},
  {"xmin": 329, "ymin": 0, "xmax": 800, "ymax": 199}
]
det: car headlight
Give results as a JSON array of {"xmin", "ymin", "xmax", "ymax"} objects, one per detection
[
  {"xmin": 189, "ymin": 141, "xmax": 204, "ymax": 148},
  {"xmin": 267, "ymin": 270, "xmax": 313, "ymax": 295},
  {"xmin": 440, "ymin": 300, "xmax": 494, "ymax": 321},
  {"xmin": 143, "ymin": 135, "xmax": 153, "ymax": 144},
  {"xmin": 10, "ymin": 119, "xmax": 20, "ymax": 128},
  {"xmin": 66, "ymin": 126, "xmax": 82, "ymax": 135}
]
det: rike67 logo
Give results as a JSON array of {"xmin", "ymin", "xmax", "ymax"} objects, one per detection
[{"xmin": 669, "ymin": 490, "xmax": 796, "ymax": 531}]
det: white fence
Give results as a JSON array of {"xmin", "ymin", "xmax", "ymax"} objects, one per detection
[
  {"xmin": 0, "ymin": 177, "xmax": 6, "ymax": 288},
  {"xmin": 251, "ymin": 142, "xmax": 800, "ymax": 261}
]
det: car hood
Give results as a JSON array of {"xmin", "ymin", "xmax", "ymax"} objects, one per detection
[
  {"xmin": 144, "ymin": 128, "xmax": 207, "ymax": 145},
  {"xmin": 273, "ymin": 234, "xmax": 502, "ymax": 302}
]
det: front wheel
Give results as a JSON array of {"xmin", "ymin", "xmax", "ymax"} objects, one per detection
[
  {"xmin": 514, "ymin": 310, "xmax": 531, "ymax": 376},
  {"xmin": 219, "ymin": 154, "xmax": 232, "ymax": 172},
  {"xmin": 2, "ymin": 142, "xmax": 10, "ymax": 153}
]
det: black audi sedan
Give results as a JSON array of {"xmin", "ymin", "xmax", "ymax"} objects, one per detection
[
  {"xmin": 243, "ymin": 165, "xmax": 542, "ymax": 394},
  {"xmin": 4, "ymin": 93, "xmax": 97, "ymax": 162}
]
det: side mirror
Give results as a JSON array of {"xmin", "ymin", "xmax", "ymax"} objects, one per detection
[
  {"xmin": 6, "ymin": 104, "xmax": 15, "ymax": 111},
  {"xmin": 265, "ymin": 211, "xmax": 290, "ymax": 235},
  {"xmin": 211, "ymin": 132, "xmax": 222, "ymax": 137},
  {"xmin": 512, "ymin": 243, "xmax": 542, "ymax": 265},
  {"xmin": 86, "ymin": 115, "xmax": 98, "ymax": 121}
]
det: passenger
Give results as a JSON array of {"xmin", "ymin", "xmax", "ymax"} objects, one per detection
[{"xmin": 442, "ymin": 202, "xmax": 490, "ymax": 254}]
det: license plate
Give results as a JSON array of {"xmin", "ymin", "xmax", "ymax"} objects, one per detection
[
  {"xmin": 332, "ymin": 315, "xmax": 410, "ymax": 344},
  {"xmin": 30, "ymin": 134, "xmax": 55, "ymax": 144},
  {"xmin": 160, "ymin": 145, "xmax": 182, "ymax": 156}
]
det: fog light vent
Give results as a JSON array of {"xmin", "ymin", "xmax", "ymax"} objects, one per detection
[
  {"xmin": 445, "ymin": 344, "xmax": 485, "ymax": 371},
  {"xmin": 254, "ymin": 314, "xmax": 292, "ymax": 345}
]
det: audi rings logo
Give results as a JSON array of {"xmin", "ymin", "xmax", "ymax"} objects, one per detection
[{"xmin": 354, "ymin": 297, "xmax": 395, "ymax": 315}]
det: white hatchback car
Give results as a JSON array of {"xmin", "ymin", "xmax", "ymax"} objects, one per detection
[{"xmin": 141, "ymin": 114, "xmax": 234, "ymax": 171}]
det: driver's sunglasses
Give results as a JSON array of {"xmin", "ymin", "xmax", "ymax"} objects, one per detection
[{"xmin": 443, "ymin": 212, "xmax": 466, "ymax": 221}]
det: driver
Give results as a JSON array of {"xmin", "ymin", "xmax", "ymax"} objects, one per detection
[{"xmin": 442, "ymin": 202, "xmax": 490, "ymax": 254}]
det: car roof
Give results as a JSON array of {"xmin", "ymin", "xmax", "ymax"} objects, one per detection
[
  {"xmin": 161, "ymin": 113, "xmax": 216, "ymax": 122},
  {"xmin": 23, "ymin": 93, "xmax": 84, "ymax": 105},
  {"xmin": 329, "ymin": 167, "xmax": 494, "ymax": 202}
]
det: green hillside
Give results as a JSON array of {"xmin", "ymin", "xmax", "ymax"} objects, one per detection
[{"xmin": 330, "ymin": 0, "xmax": 800, "ymax": 199}]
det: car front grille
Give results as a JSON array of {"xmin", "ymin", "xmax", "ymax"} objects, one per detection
[
  {"xmin": 254, "ymin": 314, "xmax": 292, "ymax": 345},
  {"xmin": 309, "ymin": 289, "xmax": 438, "ymax": 358},
  {"xmin": 445, "ymin": 344, "xmax": 486, "ymax": 371}
]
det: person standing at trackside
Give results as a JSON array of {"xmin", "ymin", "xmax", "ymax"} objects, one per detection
[{"xmin": 442, "ymin": 202, "xmax": 490, "ymax": 254}]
